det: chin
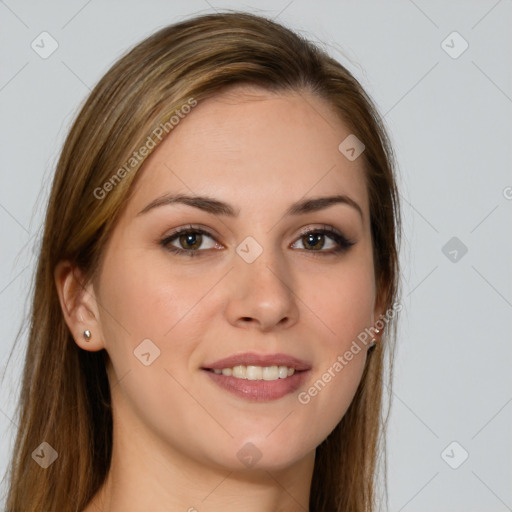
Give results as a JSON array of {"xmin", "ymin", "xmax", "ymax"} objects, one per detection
[{"xmin": 218, "ymin": 438, "xmax": 314, "ymax": 473}]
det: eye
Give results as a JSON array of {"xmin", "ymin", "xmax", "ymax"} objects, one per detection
[
  {"xmin": 291, "ymin": 225, "xmax": 355, "ymax": 255},
  {"xmin": 160, "ymin": 225, "xmax": 221, "ymax": 257},
  {"xmin": 160, "ymin": 224, "xmax": 355, "ymax": 258}
]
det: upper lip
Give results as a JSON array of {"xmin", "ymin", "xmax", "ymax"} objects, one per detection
[{"xmin": 202, "ymin": 352, "xmax": 312, "ymax": 371}]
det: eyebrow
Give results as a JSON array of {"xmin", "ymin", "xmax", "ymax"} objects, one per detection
[{"xmin": 137, "ymin": 193, "xmax": 364, "ymax": 221}]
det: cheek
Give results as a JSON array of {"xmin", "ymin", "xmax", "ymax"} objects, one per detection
[
  {"xmin": 97, "ymin": 250, "xmax": 218, "ymax": 393},
  {"xmin": 294, "ymin": 258, "xmax": 375, "ymax": 430},
  {"xmin": 306, "ymin": 257, "xmax": 376, "ymax": 349},
  {"xmin": 98, "ymin": 251, "xmax": 204, "ymax": 343},
  {"xmin": 97, "ymin": 255, "xmax": 214, "ymax": 455}
]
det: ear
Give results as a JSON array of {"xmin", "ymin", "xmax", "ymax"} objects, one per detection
[{"xmin": 54, "ymin": 261, "xmax": 105, "ymax": 352}]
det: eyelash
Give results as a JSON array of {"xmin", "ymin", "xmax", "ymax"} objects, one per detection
[{"xmin": 160, "ymin": 224, "xmax": 355, "ymax": 258}]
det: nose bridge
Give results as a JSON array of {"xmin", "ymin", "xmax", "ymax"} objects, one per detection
[
  {"xmin": 226, "ymin": 234, "xmax": 298, "ymax": 329},
  {"xmin": 242, "ymin": 247, "xmax": 287, "ymax": 294}
]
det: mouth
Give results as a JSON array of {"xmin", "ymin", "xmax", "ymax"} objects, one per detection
[{"xmin": 201, "ymin": 352, "xmax": 311, "ymax": 402}]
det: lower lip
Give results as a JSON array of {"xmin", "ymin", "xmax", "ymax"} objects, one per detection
[{"xmin": 202, "ymin": 369, "xmax": 310, "ymax": 402}]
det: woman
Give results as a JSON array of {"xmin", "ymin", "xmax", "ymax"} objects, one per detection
[{"xmin": 4, "ymin": 11, "xmax": 401, "ymax": 512}]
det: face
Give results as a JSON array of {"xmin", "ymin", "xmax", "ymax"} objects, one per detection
[{"xmin": 89, "ymin": 85, "xmax": 381, "ymax": 472}]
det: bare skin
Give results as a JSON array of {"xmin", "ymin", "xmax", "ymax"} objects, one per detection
[{"xmin": 55, "ymin": 85, "xmax": 383, "ymax": 512}]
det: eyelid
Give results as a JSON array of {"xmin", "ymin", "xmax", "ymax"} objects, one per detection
[
  {"xmin": 295, "ymin": 224, "xmax": 352, "ymax": 242},
  {"xmin": 162, "ymin": 224, "xmax": 223, "ymax": 243}
]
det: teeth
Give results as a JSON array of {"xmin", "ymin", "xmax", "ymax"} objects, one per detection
[
  {"xmin": 211, "ymin": 365, "xmax": 296, "ymax": 380},
  {"xmin": 246, "ymin": 365, "xmax": 262, "ymax": 380}
]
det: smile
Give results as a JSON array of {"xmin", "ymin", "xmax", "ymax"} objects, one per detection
[{"xmin": 209, "ymin": 364, "xmax": 296, "ymax": 380}]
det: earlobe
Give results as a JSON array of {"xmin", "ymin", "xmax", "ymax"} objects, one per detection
[{"xmin": 54, "ymin": 261, "xmax": 104, "ymax": 352}]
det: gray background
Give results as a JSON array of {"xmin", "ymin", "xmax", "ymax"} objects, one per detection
[{"xmin": 1, "ymin": 1, "xmax": 511, "ymax": 511}]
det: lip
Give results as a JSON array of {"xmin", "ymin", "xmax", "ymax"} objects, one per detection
[
  {"xmin": 203, "ymin": 368, "xmax": 311, "ymax": 402},
  {"xmin": 202, "ymin": 352, "xmax": 312, "ymax": 371}
]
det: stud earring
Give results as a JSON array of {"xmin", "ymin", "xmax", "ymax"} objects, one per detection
[
  {"xmin": 368, "ymin": 328, "xmax": 380, "ymax": 350},
  {"xmin": 83, "ymin": 329, "xmax": 91, "ymax": 341}
]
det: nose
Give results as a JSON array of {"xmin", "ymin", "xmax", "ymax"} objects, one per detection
[{"xmin": 224, "ymin": 247, "xmax": 299, "ymax": 332}]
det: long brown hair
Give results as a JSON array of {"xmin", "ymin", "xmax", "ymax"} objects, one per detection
[{"xmin": 2, "ymin": 11, "xmax": 401, "ymax": 512}]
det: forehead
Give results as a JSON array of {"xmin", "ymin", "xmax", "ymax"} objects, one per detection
[{"xmin": 126, "ymin": 85, "xmax": 369, "ymax": 222}]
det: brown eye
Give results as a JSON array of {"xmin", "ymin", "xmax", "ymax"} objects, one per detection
[
  {"xmin": 160, "ymin": 225, "xmax": 355, "ymax": 258},
  {"xmin": 292, "ymin": 227, "xmax": 355, "ymax": 255},
  {"xmin": 161, "ymin": 227, "xmax": 219, "ymax": 257},
  {"xmin": 178, "ymin": 232, "xmax": 203, "ymax": 250},
  {"xmin": 301, "ymin": 232, "xmax": 327, "ymax": 251}
]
